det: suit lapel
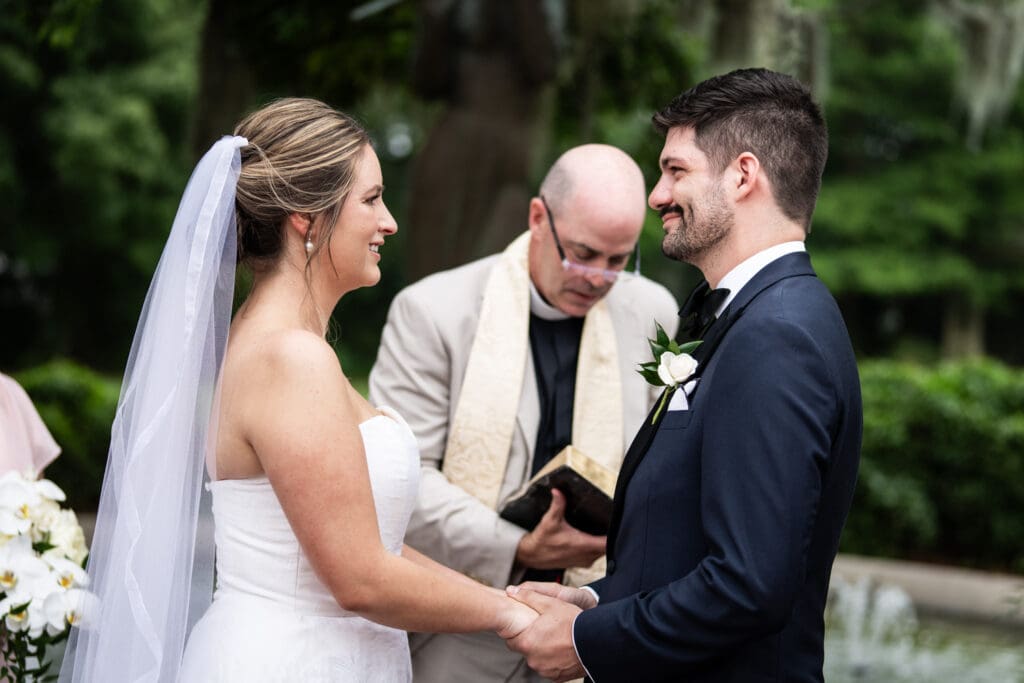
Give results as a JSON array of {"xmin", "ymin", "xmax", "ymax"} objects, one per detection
[
  {"xmin": 606, "ymin": 253, "xmax": 817, "ymax": 560},
  {"xmin": 725, "ymin": 250, "xmax": 814, "ymax": 310},
  {"xmin": 607, "ymin": 307, "xmax": 736, "ymax": 553},
  {"xmin": 604, "ymin": 307, "xmax": 735, "ymax": 555},
  {"xmin": 605, "ymin": 387, "xmax": 670, "ymax": 558}
]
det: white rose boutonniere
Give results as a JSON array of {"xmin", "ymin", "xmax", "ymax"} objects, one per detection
[
  {"xmin": 657, "ymin": 351, "xmax": 699, "ymax": 387},
  {"xmin": 636, "ymin": 322, "xmax": 701, "ymax": 424}
]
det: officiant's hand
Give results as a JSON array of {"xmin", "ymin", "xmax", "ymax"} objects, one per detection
[
  {"xmin": 515, "ymin": 489, "xmax": 606, "ymax": 569},
  {"xmin": 510, "ymin": 581, "xmax": 597, "ymax": 610},
  {"xmin": 504, "ymin": 586, "xmax": 585, "ymax": 682}
]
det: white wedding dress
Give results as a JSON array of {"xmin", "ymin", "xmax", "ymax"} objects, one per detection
[{"xmin": 178, "ymin": 407, "xmax": 420, "ymax": 682}]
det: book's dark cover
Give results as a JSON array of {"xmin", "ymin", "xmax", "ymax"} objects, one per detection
[{"xmin": 499, "ymin": 465, "xmax": 613, "ymax": 536}]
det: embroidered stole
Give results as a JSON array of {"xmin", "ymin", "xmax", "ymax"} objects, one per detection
[{"xmin": 441, "ymin": 232, "xmax": 624, "ymax": 513}]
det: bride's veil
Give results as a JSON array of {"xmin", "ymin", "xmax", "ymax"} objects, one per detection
[{"xmin": 60, "ymin": 136, "xmax": 247, "ymax": 682}]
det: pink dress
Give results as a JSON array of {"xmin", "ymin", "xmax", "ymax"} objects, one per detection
[{"xmin": 0, "ymin": 373, "xmax": 60, "ymax": 475}]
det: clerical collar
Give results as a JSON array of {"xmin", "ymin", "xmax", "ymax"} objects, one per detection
[
  {"xmin": 529, "ymin": 281, "xmax": 572, "ymax": 321},
  {"xmin": 713, "ymin": 241, "xmax": 806, "ymax": 317}
]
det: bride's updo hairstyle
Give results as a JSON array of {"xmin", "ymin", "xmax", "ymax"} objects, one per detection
[{"xmin": 233, "ymin": 98, "xmax": 370, "ymax": 271}]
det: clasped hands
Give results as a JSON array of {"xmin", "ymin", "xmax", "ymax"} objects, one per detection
[
  {"xmin": 499, "ymin": 581, "xmax": 595, "ymax": 682},
  {"xmin": 499, "ymin": 488, "xmax": 605, "ymax": 682}
]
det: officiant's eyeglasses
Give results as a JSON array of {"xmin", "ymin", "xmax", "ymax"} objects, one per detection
[{"xmin": 540, "ymin": 195, "xmax": 640, "ymax": 283}]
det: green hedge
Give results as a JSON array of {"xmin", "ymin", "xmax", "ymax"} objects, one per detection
[
  {"xmin": 10, "ymin": 357, "xmax": 1024, "ymax": 573},
  {"xmin": 842, "ymin": 359, "xmax": 1024, "ymax": 573},
  {"xmin": 14, "ymin": 359, "xmax": 120, "ymax": 511}
]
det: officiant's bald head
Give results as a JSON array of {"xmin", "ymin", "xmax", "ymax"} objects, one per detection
[{"xmin": 527, "ymin": 144, "xmax": 647, "ymax": 317}]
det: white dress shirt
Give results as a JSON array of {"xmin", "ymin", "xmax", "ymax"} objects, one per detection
[{"xmin": 666, "ymin": 241, "xmax": 806, "ymax": 412}]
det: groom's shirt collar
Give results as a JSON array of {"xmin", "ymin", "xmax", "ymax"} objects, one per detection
[{"xmin": 712, "ymin": 241, "xmax": 806, "ymax": 317}]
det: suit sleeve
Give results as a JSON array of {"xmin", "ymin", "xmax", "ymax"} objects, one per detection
[
  {"xmin": 574, "ymin": 317, "xmax": 839, "ymax": 678},
  {"xmin": 369, "ymin": 289, "xmax": 526, "ymax": 588}
]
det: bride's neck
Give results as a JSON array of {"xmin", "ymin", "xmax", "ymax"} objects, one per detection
[{"xmin": 241, "ymin": 266, "xmax": 339, "ymax": 337}]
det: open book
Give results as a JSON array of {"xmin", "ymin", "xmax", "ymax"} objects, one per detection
[{"xmin": 498, "ymin": 446, "xmax": 616, "ymax": 536}]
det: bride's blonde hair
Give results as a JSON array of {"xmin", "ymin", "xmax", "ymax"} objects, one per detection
[{"xmin": 232, "ymin": 98, "xmax": 369, "ymax": 271}]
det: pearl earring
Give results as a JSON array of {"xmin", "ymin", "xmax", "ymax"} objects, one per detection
[{"xmin": 305, "ymin": 238, "xmax": 314, "ymax": 255}]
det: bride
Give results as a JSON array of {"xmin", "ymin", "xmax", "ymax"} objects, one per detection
[{"xmin": 59, "ymin": 98, "xmax": 535, "ymax": 682}]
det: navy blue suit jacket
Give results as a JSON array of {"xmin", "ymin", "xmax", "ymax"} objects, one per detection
[{"xmin": 574, "ymin": 252, "xmax": 862, "ymax": 682}]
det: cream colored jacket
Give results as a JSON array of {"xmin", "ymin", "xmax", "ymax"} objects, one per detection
[{"xmin": 369, "ymin": 254, "xmax": 679, "ymax": 587}]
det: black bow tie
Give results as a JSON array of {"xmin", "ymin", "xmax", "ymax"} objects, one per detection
[{"xmin": 678, "ymin": 281, "xmax": 730, "ymax": 341}]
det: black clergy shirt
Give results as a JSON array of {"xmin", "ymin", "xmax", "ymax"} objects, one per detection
[{"xmin": 528, "ymin": 314, "xmax": 584, "ymax": 476}]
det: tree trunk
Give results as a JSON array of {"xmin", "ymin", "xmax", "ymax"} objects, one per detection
[
  {"xmin": 941, "ymin": 297, "xmax": 985, "ymax": 358},
  {"xmin": 404, "ymin": 0, "xmax": 561, "ymax": 282},
  {"xmin": 189, "ymin": 0, "xmax": 256, "ymax": 160},
  {"xmin": 707, "ymin": 0, "xmax": 828, "ymax": 96}
]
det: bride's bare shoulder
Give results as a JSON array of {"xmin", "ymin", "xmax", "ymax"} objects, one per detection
[{"xmin": 231, "ymin": 328, "xmax": 342, "ymax": 378}]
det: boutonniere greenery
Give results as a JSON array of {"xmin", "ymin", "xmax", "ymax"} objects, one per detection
[{"xmin": 636, "ymin": 322, "xmax": 701, "ymax": 424}]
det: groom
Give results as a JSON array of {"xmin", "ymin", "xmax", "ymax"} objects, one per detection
[{"xmin": 506, "ymin": 68, "xmax": 862, "ymax": 682}]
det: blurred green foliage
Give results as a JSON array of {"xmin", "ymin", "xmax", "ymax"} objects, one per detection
[
  {"xmin": 810, "ymin": 0, "xmax": 1024, "ymax": 360},
  {"xmin": 2, "ymin": 0, "xmax": 1023, "ymax": 574},
  {"xmin": 814, "ymin": 1, "xmax": 1024, "ymax": 299},
  {"xmin": 13, "ymin": 359, "xmax": 120, "ymax": 510},
  {"xmin": 3, "ymin": 0, "xmax": 1023, "ymax": 372},
  {"xmin": 1, "ymin": 0, "xmax": 204, "ymax": 371},
  {"xmin": 842, "ymin": 358, "xmax": 1024, "ymax": 573}
]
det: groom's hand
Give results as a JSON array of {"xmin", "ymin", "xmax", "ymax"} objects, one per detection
[
  {"xmin": 515, "ymin": 489, "xmax": 606, "ymax": 569},
  {"xmin": 505, "ymin": 587, "xmax": 585, "ymax": 682},
  {"xmin": 494, "ymin": 594, "xmax": 540, "ymax": 640},
  {"xmin": 511, "ymin": 581, "xmax": 597, "ymax": 610}
]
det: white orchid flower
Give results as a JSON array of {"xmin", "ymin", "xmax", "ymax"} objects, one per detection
[
  {"xmin": 0, "ymin": 474, "xmax": 42, "ymax": 536},
  {"xmin": 0, "ymin": 470, "xmax": 94, "ymax": 659},
  {"xmin": 45, "ymin": 509, "xmax": 89, "ymax": 565},
  {"xmin": 29, "ymin": 498, "xmax": 61, "ymax": 543},
  {"xmin": 26, "ymin": 603, "xmax": 50, "ymax": 638},
  {"xmin": 0, "ymin": 561, "xmax": 78, "ymax": 638},
  {"xmin": 0, "ymin": 470, "xmax": 40, "ymax": 498},
  {"xmin": 33, "ymin": 478, "xmax": 67, "ymax": 503},
  {"xmin": 0, "ymin": 592, "xmax": 33, "ymax": 633},
  {"xmin": 0, "ymin": 589, "xmax": 51, "ymax": 637},
  {"xmin": 0, "ymin": 510, "xmax": 32, "ymax": 536},
  {"xmin": 42, "ymin": 590, "xmax": 72, "ymax": 636},
  {"xmin": 0, "ymin": 536, "xmax": 51, "ymax": 595},
  {"xmin": 44, "ymin": 588, "xmax": 97, "ymax": 632},
  {"xmin": 45, "ymin": 555, "xmax": 89, "ymax": 590}
]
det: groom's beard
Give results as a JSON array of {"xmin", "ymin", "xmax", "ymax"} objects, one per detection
[{"xmin": 661, "ymin": 185, "xmax": 733, "ymax": 264}]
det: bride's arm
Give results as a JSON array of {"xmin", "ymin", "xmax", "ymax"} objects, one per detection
[
  {"xmin": 240, "ymin": 331, "xmax": 534, "ymax": 637},
  {"xmin": 402, "ymin": 544, "xmax": 506, "ymax": 594}
]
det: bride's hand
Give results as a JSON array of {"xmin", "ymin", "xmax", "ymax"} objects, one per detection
[{"xmin": 495, "ymin": 594, "xmax": 538, "ymax": 640}]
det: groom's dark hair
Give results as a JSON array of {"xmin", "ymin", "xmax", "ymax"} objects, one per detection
[{"xmin": 653, "ymin": 68, "xmax": 827, "ymax": 232}]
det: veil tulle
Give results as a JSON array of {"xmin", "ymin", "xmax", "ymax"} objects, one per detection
[{"xmin": 60, "ymin": 136, "xmax": 247, "ymax": 682}]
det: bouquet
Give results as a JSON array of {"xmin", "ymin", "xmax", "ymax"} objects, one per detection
[{"xmin": 0, "ymin": 470, "xmax": 95, "ymax": 682}]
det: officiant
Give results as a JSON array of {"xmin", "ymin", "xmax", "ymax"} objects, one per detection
[{"xmin": 369, "ymin": 144, "xmax": 678, "ymax": 683}]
